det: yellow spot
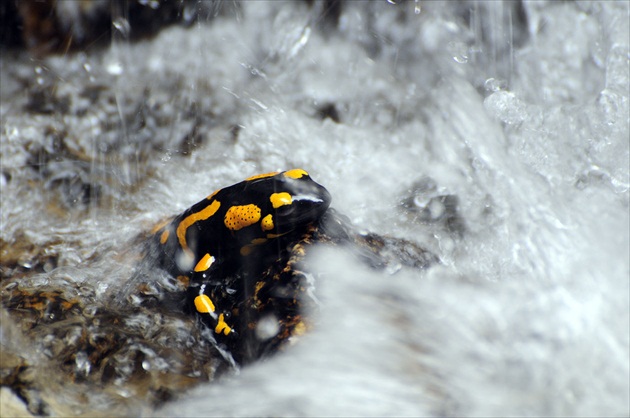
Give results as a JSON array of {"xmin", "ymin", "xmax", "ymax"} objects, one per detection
[
  {"xmin": 194, "ymin": 253, "xmax": 215, "ymax": 272},
  {"xmin": 255, "ymin": 280, "xmax": 265, "ymax": 295},
  {"xmin": 206, "ymin": 189, "xmax": 220, "ymax": 200},
  {"xmin": 293, "ymin": 321, "xmax": 307, "ymax": 336},
  {"xmin": 151, "ymin": 218, "xmax": 172, "ymax": 234},
  {"xmin": 194, "ymin": 294, "xmax": 215, "ymax": 313},
  {"xmin": 240, "ymin": 237, "xmax": 269, "ymax": 256},
  {"xmin": 246, "ymin": 171, "xmax": 280, "ymax": 181},
  {"xmin": 177, "ymin": 200, "xmax": 221, "ymax": 253},
  {"xmin": 270, "ymin": 192, "xmax": 292, "ymax": 209},
  {"xmin": 224, "ymin": 204, "xmax": 261, "ymax": 231},
  {"xmin": 160, "ymin": 229, "xmax": 170, "ymax": 244},
  {"xmin": 215, "ymin": 313, "xmax": 232, "ymax": 335},
  {"xmin": 283, "ymin": 169, "xmax": 308, "ymax": 179},
  {"xmin": 261, "ymin": 214, "xmax": 274, "ymax": 231}
]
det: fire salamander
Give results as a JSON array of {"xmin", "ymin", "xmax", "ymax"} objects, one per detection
[{"xmin": 149, "ymin": 169, "xmax": 331, "ymax": 351}]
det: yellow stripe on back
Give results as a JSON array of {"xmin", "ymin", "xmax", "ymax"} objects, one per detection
[
  {"xmin": 246, "ymin": 171, "xmax": 280, "ymax": 181},
  {"xmin": 283, "ymin": 168, "xmax": 308, "ymax": 179},
  {"xmin": 177, "ymin": 200, "xmax": 221, "ymax": 253}
]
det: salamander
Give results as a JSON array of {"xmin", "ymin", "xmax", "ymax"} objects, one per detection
[{"xmin": 150, "ymin": 169, "xmax": 331, "ymax": 340}]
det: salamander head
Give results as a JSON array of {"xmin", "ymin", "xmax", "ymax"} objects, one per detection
[
  {"xmin": 247, "ymin": 168, "xmax": 331, "ymax": 236},
  {"xmin": 227, "ymin": 169, "xmax": 331, "ymax": 256}
]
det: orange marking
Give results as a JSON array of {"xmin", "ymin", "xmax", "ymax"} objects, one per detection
[
  {"xmin": 177, "ymin": 275, "xmax": 190, "ymax": 287},
  {"xmin": 215, "ymin": 313, "xmax": 232, "ymax": 335},
  {"xmin": 246, "ymin": 171, "xmax": 280, "ymax": 181},
  {"xmin": 151, "ymin": 218, "xmax": 172, "ymax": 234},
  {"xmin": 270, "ymin": 192, "xmax": 292, "ymax": 208},
  {"xmin": 255, "ymin": 280, "xmax": 265, "ymax": 295},
  {"xmin": 240, "ymin": 237, "xmax": 269, "ymax": 256},
  {"xmin": 261, "ymin": 214, "xmax": 274, "ymax": 231},
  {"xmin": 194, "ymin": 253, "xmax": 215, "ymax": 272},
  {"xmin": 240, "ymin": 245, "xmax": 253, "ymax": 256},
  {"xmin": 176, "ymin": 200, "xmax": 221, "ymax": 253},
  {"xmin": 160, "ymin": 229, "xmax": 170, "ymax": 244},
  {"xmin": 206, "ymin": 189, "xmax": 220, "ymax": 200},
  {"xmin": 224, "ymin": 204, "xmax": 261, "ymax": 231},
  {"xmin": 60, "ymin": 300, "xmax": 77, "ymax": 310},
  {"xmin": 283, "ymin": 168, "xmax": 308, "ymax": 179},
  {"xmin": 293, "ymin": 321, "xmax": 307, "ymax": 336},
  {"xmin": 194, "ymin": 294, "xmax": 215, "ymax": 313}
]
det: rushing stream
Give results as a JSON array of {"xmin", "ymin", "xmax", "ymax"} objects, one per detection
[{"xmin": 1, "ymin": 1, "xmax": 628, "ymax": 416}]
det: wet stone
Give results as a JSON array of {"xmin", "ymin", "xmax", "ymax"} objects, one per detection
[
  {"xmin": 401, "ymin": 177, "xmax": 466, "ymax": 236},
  {"xmin": 0, "ymin": 281, "xmax": 230, "ymax": 415}
]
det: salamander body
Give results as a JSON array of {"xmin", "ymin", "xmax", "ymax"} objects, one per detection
[{"xmin": 150, "ymin": 169, "xmax": 331, "ymax": 340}]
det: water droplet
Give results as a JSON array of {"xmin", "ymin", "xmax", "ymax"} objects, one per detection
[
  {"xmin": 448, "ymin": 41, "xmax": 469, "ymax": 64},
  {"xmin": 597, "ymin": 88, "xmax": 621, "ymax": 125},
  {"xmin": 484, "ymin": 78, "xmax": 507, "ymax": 92},
  {"xmin": 112, "ymin": 17, "xmax": 131, "ymax": 38},
  {"xmin": 17, "ymin": 257, "xmax": 32, "ymax": 268},
  {"xmin": 106, "ymin": 61, "xmax": 123, "ymax": 75},
  {"xmin": 255, "ymin": 315, "xmax": 280, "ymax": 340},
  {"xmin": 427, "ymin": 198, "xmax": 446, "ymax": 220},
  {"xmin": 83, "ymin": 305, "xmax": 98, "ymax": 317},
  {"xmin": 116, "ymin": 388, "xmax": 132, "ymax": 398},
  {"xmin": 385, "ymin": 261, "xmax": 402, "ymax": 275},
  {"xmin": 453, "ymin": 54, "xmax": 468, "ymax": 64},
  {"xmin": 97, "ymin": 282, "xmax": 109, "ymax": 293},
  {"xmin": 484, "ymin": 90, "xmax": 527, "ymax": 125},
  {"xmin": 250, "ymin": 98, "xmax": 268, "ymax": 111},
  {"xmin": 412, "ymin": 194, "xmax": 430, "ymax": 209},
  {"xmin": 414, "ymin": 0, "xmax": 421, "ymax": 14},
  {"xmin": 75, "ymin": 351, "xmax": 91, "ymax": 378},
  {"xmin": 183, "ymin": 4, "xmax": 197, "ymax": 24},
  {"xmin": 289, "ymin": 26, "xmax": 311, "ymax": 59}
]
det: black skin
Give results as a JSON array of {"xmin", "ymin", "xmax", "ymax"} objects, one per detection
[
  {"xmin": 156, "ymin": 171, "xmax": 331, "ymax": 279},
  {"xmin": 151, "ymin": 171, "xmax": 331, "ymax": 358}
]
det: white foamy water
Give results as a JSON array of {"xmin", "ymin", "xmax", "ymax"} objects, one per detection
[{"xmin": 158, "ymin": 2, "xmax": 629, "ymax": 416}]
